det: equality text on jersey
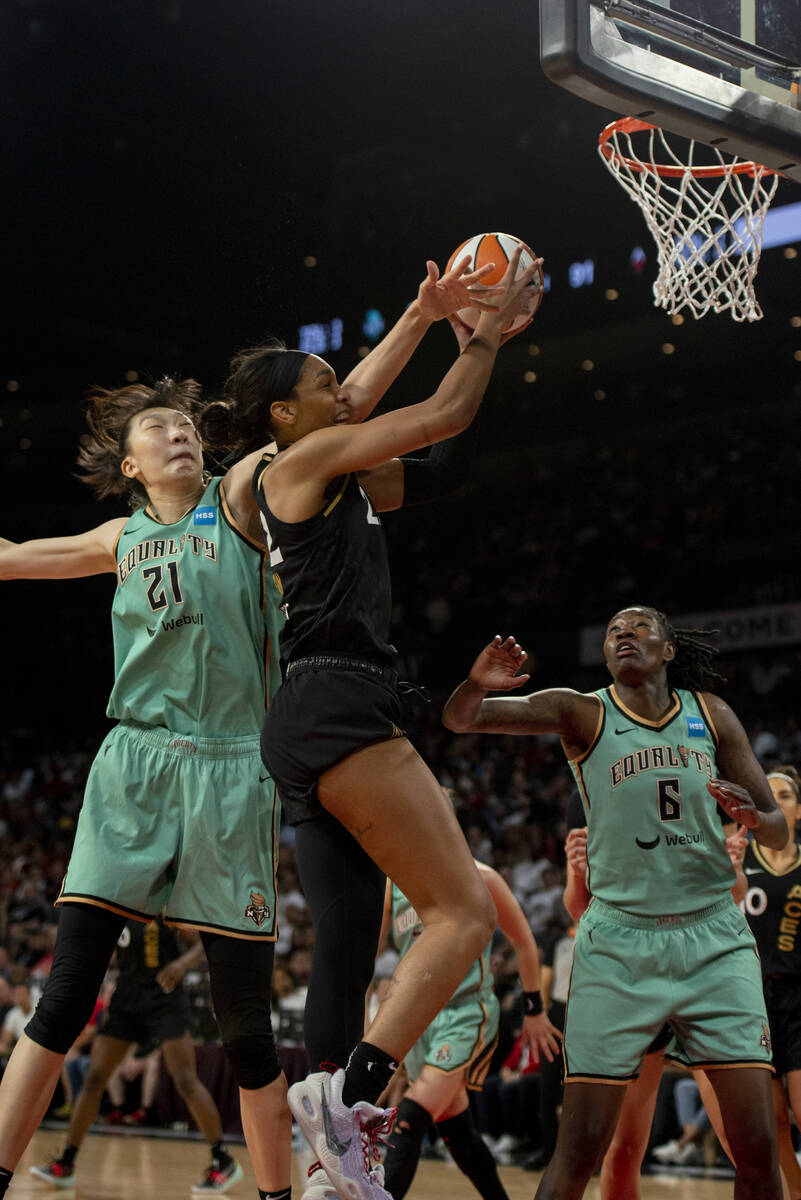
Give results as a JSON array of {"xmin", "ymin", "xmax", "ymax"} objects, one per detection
[
  {"xmin": 117, "ymin": 534, "xmax": 217, "ymax": 586},
  {"xmin": 609, "ymin": 744, "xmax": 714, "ymax": 789}
]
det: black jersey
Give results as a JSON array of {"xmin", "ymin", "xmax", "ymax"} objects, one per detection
[
  {"xmin": 742, "ymin": 841, "xmax": 801, "ymax": 976},
  {"xmin": 253, "ymin": 457, "xmax": 396, "ymax": 669},
  {"xmin": 115, "ymin": 919, "xmax": 182, "ymax": 990}
]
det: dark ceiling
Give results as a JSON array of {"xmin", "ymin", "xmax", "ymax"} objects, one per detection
[{"xmin": 2, "ymin": 0, "xmax": 800, "ymax": 734}]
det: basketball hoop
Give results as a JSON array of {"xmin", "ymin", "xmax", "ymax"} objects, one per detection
[{"xmin": 598, "ymin": 117, "xmax": 780, "ymax": 321}]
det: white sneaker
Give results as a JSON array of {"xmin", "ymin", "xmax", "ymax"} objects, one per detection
[
  {"xmin": 302, "ymin": 1163, "xmax": 339, "ymax": 1200},
  {"xmin": 651, "ymin": 1139, "xmax": 682, "ymax": 1164},
  {"xmin": 288, "ymin": 1070, "xmax": 395, "ymax": 1200}
]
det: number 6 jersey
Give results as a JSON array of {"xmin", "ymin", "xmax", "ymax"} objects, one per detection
[
  {"xmin": 569, "ymin": 686, "xmax": 734, "ymax": 915},
  {"xmin": 108, "ymin": 476, "xmax": 283, "ymax": 738}
]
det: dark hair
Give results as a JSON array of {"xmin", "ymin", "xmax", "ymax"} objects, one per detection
[
  {"xmin": 76, "ymin": 376, "xmax": 204, "ymax": 507},
  {"xmin": 612, "ymin": 605, "xmax": 726, "ymax": 692},
  {"xmin": 198, "ymin": 339, "xmax": 309, "ymax": 460}
]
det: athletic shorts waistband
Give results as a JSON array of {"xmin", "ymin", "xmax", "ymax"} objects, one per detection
[
  {"xmin": 117, "ymin": 720, "xmax": 261, "ymax": 759},
  {"xmin": 588, "ymin": 896, "xmax": 732, "ymax": 929},
  {"xmin": 285, "ymin": 654, "xmax": 398, "ymax": 685}
]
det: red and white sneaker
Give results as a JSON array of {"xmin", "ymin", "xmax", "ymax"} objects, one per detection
[
  {"xmin": 191, "ymin": 1159, "xmax": 243, "ymax": 1193},
  {"xmin": 29, "ymin": 1159, "xmax": 75, "ymax": 1188},
  {"xmin": 288, "ymin": 1069, "xmax": 396, "ymax": 1200},
  {"xmin": 301, "ymin": 1162, "xmax": 339, "ymax": 1200}
]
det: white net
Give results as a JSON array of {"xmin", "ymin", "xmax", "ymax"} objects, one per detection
[{"xmin": 598, "ymin": 120, "xmax": 780, "ymax": 322}]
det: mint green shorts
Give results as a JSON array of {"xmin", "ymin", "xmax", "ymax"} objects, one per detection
[
  {"xmin": 404, "ymin": 990, "xmax": 499, "ymax": 1091},
  {"xmin": 59, "ymin": 721, "xmax": 279, "ymax": 940},
  {"xmin": 563, "ymin": 897, "xmax": 772, "ymax": 1083}
]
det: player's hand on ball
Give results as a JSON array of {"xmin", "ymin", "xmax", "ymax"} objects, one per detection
[
  {"xmin": 499, "ymin": 260, "xmax": 546, "ymax": 343},
  {"xmin": 707, "ymin": 779, "xmax": 759, "ymax": 828},
  {"xmin": 416, "ymin": 255, "xmax": 502, "ymax": 322},
  {"xmin": 469, "ymin": 634, "xmax": 530, "ymax": 692},
  {"xmin": 479, "ymin": 246, "xmax": 544, "ymax": 336},
  {"xmin": 565, "ymin": 826, "xmax": 589, "ymax": 875}
]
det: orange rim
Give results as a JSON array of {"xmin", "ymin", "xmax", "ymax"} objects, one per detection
[{"xmin": 598, "ymin": 116, "xmax": 774, "ymax": 179}]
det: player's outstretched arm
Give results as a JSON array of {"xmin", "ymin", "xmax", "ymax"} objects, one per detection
[
  {"xmin": 0, "ymin": 519, "xmax": 125, "ymax": 581},
  {"xmin": 703, "ymin": 693, "xmax": 788, "ymax": 850},
  {"xmin": 271, "ymin": 249, "xmax": 538, "ymax": 501},
  {"xmin": 478, "ymin": 862, "xmax": 562, "ymax": 1064},
  {"xmin": 340, "ymin": 256, "xmax": 504, "ymax": 424},
  {"xmin": 442, "ymin": 635, "xmax": 599, "ymax": 750}
]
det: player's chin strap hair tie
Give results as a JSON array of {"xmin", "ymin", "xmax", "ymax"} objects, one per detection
[
  {"xmin": 767, "ymin": 772, "xmax": 800, "ymax": 797},
  {"xmin": 523, "ymin": 990, "xmax": 544, "ymax": 1016}
]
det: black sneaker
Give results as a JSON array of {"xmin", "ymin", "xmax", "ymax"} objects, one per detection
[
  {"xmin": 29, "ymin": 1159, "xmax": 76, "ymax": 1188},
  {"xmin": 191, "ymin": 1159, "xmax": 244, "ymax": 1193}
]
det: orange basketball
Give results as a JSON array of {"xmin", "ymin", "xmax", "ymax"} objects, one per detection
[{"xmin": 446, "ymin": 232, "xmax": 543, "ymax": 333}]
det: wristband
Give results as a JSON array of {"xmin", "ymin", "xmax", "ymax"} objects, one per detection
[{"xmin": 523, "ymin": 990, "xmax": 543, "ymax": 1016}]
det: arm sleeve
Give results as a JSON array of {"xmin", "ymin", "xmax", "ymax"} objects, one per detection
[{"xmin": 399, "ymin": 413, "xmax": 483, "ymax": 507}]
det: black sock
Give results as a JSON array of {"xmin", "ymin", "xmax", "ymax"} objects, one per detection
[
  {"xmin": 259, "ymin": 1189, "xmax": 291, "ymax": 1200},
  {"xmin": 210, "ymin": 1141, "xmax": 231, "ymax": 1168},
  {"xmin": 60, "ymin": 1146, "xmax": 78, "ymax": 1168},
  {"xmin": 342, "ymin": 1040, "xmax": 399, "ymax": 1107},
  {"xmin": 436, "ymin": 1108, "xmax": 509, "ymax": 1200},
  {"xmin": 0, "ymin": 1167, "xmax": 12, "ymax": 1197},
  {"xmin": 382, "ymin": 1097, "xmax": 431, "ymax": 1200}
]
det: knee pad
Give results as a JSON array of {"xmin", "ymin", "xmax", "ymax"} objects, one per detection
[
  {"xmin": 200, "ymin": 929, "xmax": 279, "ymax": 1088},
  {"xmin": 436, "ymin": 1107, "xmax": 477, "ymax": 1154},
  {"xmin": 25, "ymin": 904, "xmax": 124, "ymax": 1055},
  {"xmin": 26, "ymin": 991, "xmax": 97, "ymax": 1056},
  {"xmin": 223, "ymin": 1033, "xmax": 281, "ymax": 1090},
  {"xmin": 383, "ymin": 1097, "xmax": 432, "ymax": 1200}
]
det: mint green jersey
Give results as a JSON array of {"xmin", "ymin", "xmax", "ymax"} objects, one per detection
[
  {"xmin": 107, "ymin": 477, "xmax": 283, "ymax": 738},
  {"xmin": 569, "ymin": 686, "xmax": 734, "ymax": 916},
  {"xmin": 391, "ymin": 881, "xmax": 494, "ymax": 1004}
]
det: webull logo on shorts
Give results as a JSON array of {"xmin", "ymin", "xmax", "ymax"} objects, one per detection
[{"xmin": 245, "ymin": 890, "xmax": 271, "ymax": 927}]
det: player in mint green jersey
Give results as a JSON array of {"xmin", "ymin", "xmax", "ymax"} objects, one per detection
[
  {"xmin": 443, "ymin": 608, "xmax": 788, "ymax": 1200},
  {"xmin": 0, "ymin": 376, "xmax": 292, "ymax": 1200},
  {"xmin": 378, "ymin": 855, "xmax": 561, "ymax": 1200}
]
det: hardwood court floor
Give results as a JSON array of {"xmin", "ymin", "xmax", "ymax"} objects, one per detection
[{"xmin": 12, "ymin": 1130, "xmax": 735, "ymax": 1199}]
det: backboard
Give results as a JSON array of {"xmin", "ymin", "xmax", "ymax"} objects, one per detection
[{"xmin": 540, "ymin": 0, "xmax": 801, "ymax": 182}]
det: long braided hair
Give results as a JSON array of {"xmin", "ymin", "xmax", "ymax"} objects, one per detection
[{"xmin": 645, "ymin": 606, "xmax": 726, "ymax": 692}]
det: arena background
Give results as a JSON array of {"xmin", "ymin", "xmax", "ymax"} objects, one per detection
[{"xmin": 3, "ymin": 0, "xmax": 800, "ymax": 748}]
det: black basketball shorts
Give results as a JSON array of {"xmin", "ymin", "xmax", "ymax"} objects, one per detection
[
  {"xmin": 763, "ymin": 975, "xmax": 801, "ymax": 1076},
  {"xmin": 100, "ymin": 982, "xmax": 191, "ymax": 1047},
  {"xmin": 262, "ymin": 666, "xmax": 406, "ymax": 825}
]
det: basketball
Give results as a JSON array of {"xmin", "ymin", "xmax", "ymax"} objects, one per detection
[{"xmin": 446, "ymin": 232, "xmax": 544, "ymax": 333}]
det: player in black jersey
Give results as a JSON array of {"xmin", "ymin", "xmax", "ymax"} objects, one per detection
[
  {"xmin": 743, "ymin": 764, "xmax": 801, "ymax": 1199},
  {"xmin": 30, "ymin": 919, "xmax": 241, "ymax": 1193},
  {"xmin": 203, "ymin": 247, "xmax": 542, "ymax": 1200}
]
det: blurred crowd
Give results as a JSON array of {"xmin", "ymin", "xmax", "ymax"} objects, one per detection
[
  {"xmin": 1, "ymin": 672, "xmax": 798, "ymax": 1167},
  {"xmin": 2, "ymin": 388, "xmax": 800, "ymax": 1161}
]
